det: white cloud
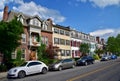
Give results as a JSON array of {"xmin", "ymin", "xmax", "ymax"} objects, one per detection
[
  {"xmin": 90, "ymin": 0, "xmax": 120, "ymax": 8},
  {"xmin": 13, "ymin": 1, "xmax": 65, "ymax": 23},
  {"xmin": 0, "ymin": 0, "xmax": 5, "ymax": 10},
  {"xmin": 79, "ymin": 0, "xmax": 120, "ymax": 8},
  {"xmin": 90, "ymin": 28, "xmax": 120, "ymax": 39},
  {"xmin": 90, "ymin": 29, "xmax": 114, "ymax": 36},
  {"xmin": 0, "ymin": 11, "xmax": 3, "ymax": 21}
]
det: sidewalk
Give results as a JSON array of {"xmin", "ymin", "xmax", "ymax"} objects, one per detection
[{"xmin": 0, "ymin": 72, "xmax": 7, "ymax": 79}]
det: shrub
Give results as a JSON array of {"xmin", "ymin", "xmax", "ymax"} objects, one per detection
[
  {"xmin": 0, "ymin": 64, "xmax": 7, "ymax": 72},
  {"xmin": 93, "ymin": 54, "xmax": 100, "ymax": 60}
]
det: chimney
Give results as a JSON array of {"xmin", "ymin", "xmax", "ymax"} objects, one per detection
[
  {"xmin": 101, "ymin": 38, "xmax": 104, "ymax": 45},
  {"xmin": 3, "ymin": 6, "xmax": 9, "ymax": 21},
  {"xmin": 47, "ymin": 18, "xmax": 53, "ymax": 26},
  {"xmin": 96, "ymin": 36, "xmax": 100, "ymax": 44}
]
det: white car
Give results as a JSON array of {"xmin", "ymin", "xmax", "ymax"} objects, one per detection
[{"xmin": 7, "ymin": 60, "xmax": 48, "ymax": 78}]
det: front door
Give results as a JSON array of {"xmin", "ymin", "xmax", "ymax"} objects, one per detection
[{"xmin": 30, "ymin": 49, "xmax": 36, "ymax": 60}]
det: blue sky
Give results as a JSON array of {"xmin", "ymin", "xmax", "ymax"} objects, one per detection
[{"xmin": 0, "ymin": 0, "xmax": 120, "ymax": 40}]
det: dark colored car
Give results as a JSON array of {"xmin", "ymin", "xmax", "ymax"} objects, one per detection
[
  {"xmin": 49, "ymin": 58, "xmax": 76, "ymax": 71},
  {"xmin": 110, "ymin": 54, "xmax": 117, "ymax": 60},
  {"xmin": 76, "ymin": 56, "xmax": 94, "ymax": 66}
]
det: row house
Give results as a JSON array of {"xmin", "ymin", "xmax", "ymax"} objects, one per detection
[
  {"xmin": 0, "ymin": 6, "xmax": 105, "ymax": 62},
  {"xmin": 41, "ymin": 19, "xmax": 53, "ymax": 58},
  {"xmin": 70, "ymin": 29, "xmax": 96, "ymax": 58},
  {"xmin": 1, "ymin": 6, "xmax": 53, "ymax": 61},
  {"xmin": 52, "ymin": 25, "xmax": 71, "ymax": 59},
  {"xmin": 70, "ymin": 29, "xmax": 82, "ymax": 58}
]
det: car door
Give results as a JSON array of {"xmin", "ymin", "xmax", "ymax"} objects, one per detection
[
  {"xmin": 62, "ymin": 59, "xmax": 69, "ymax": 69},
  {"xmin": 26, "ymin": 62, "xmax": 42, "ymax": 74}
]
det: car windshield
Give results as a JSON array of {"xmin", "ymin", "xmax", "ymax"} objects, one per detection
[{"xmin": 20, "ymin": 62, "xmax": 28, "ymax": 66}]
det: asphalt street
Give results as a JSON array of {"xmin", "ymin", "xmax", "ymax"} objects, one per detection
[{"xmin": 1, "ymin": 58, "xmax": 120, "ymax": 81}]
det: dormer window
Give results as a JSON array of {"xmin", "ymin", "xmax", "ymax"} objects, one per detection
[
  {"xmin": 32, "ymin": 18, "xmax": 40, "ymax": 26},
  {"xmin": 42, "ymin": 21, "xmax": 48, "ymax": 30},
  {"xmin": 17, "ymin": 15, "xmax": 23, "ymax": 24}
]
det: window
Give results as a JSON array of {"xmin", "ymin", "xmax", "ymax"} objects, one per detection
[
  {"xmin": 75, "ymin": 33, "xmax": 78, "ymax": 38},
  {"xmin": 54, "ymin": 28, "xmax": 59, "ymax": 34},
  {"xmin": 72, "ymin": 50, "xmax": 74, "ymax": 57},
  {"xmin": 65, "ymin": 31, "xmax": 70, "ymax": 36},
  {"xmin": 63, "ymin": 59, "xmax": 72, "ymax": 63},
  {"xmin": 22, "ymin": 33, "xmax": 26, "ymax": 43},
  {"xmin": 66, "ymin": 40, "xmax": 70, "ymax": 45},
  {"xmin": 71, "ymin": 33, "xmax": 73, "ymax": 37},
  {"xmin": 27, "ymin": 62, "xmax": 41, "ymax": 67},
  {"xmin": 17, "ymin": 15, "xmax": 23, "ymax": 24},
  {"xmin": 66, "ymin": 50, "xmax": 70, "ymax": 56},
  {"xmin": 75, "ymin": 51, "xmax": 78, "ymax": 56},
  {"xmin": 60, "ymin": 30, "xmax": 64, "ymax": 35},
  {"xmin": 33, "ymin": 19, "xmax": 40, "ymax": 26},
  {"xmin": 42, "ymin": 21, "xmax": 48, "ymax": 30},
  {"xmin": 60, "ymin": 39, "xmax": 65, "ymax": 45},
  {"xmin": 21, "ymin": 48, "xmax": 26, "ymax": 59},
  {"xmin": 60, "ymin": 49, "xmax": 65, "ymax": 56},
  {"xmin": 54, "ymin": 38, "xmax": 59, "ymax": 44},
  {"xmin": 73, "ymin": 41, "xmax": 77, "ymax": 47},
  {"xmin": 45, "ymin": 37, "xmax": 48, "ymax": 46},
  {"xmin": 77, "ymin": 42, "xmax": 80, "ymax": 47},
  {"xmin": 71, "ymin": 40, "xmax": 74, "ymax": 46},
  {"xmin": 11, "ymin": 50, "xmax": 16, "ymax": 59},
  {"xmin": 42, "ymin": 36, "xmax": 48, "ymax": 46}
]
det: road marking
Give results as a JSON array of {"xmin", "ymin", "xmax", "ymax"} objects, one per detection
[{"xmin": 66, "ymin": 62, "xmax": 119, "ymax": 81}]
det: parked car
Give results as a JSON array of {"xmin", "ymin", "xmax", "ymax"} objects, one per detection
[
  {"xmin": 100, "ymin": 55, "xmax": 111, "ymax": 61},
  {"xmin": 76, "ymin": 56, "xmax": 95, "ymax": 66},
  {"xmin": 7, "ymin": 61, "xmax": 48, "ymax": 78},
  {"xmin": 110, "ymin": 54, "xmax": 117, "ymax": 60},
  {"xmin": 49, "ymin": 58, "xmax": 76, "ymax": 71}
]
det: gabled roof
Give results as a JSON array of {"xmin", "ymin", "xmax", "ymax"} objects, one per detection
[{"xmin": 7, "ymin": 10, "xmax": 43, "ymax": 26}]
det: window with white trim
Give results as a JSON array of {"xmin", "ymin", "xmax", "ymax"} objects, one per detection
[
  {"xmin": 21, "ymin": 33, "xmax": 26, "ymax": 43},
  {"xmin": 54, "ymin": 38, "xmax": 59, "ymax": 44},
  {"xmin": 66, "ymin": 50, "xmax": 70, "ymax": 56},
  {"xmin": 11, "ymin": 50, "xmax": 17, "ymax": 59},
  {"xmin": 60, "ymin": 49, "xmax": 65, "ymax": 56},
  {"xmin": 21, "ymin": 48, "xmax": 26, "ymax": 59}
]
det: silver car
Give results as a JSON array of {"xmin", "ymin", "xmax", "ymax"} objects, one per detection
[
  {"xmin": 7, "ymin": 61, "xmax": 48, "ymax": 78},
  {"xmin": 49, "ymin": 58, "xmax": 76, "ymax": 71}
]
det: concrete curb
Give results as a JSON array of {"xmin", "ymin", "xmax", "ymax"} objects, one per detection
[{"xmin": 95, "ymin": 60, "xmax": 100, "ymax": 63}]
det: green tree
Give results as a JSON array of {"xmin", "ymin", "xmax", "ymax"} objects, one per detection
[
  {"xmin": 37, "ymin": 43, "xmax": 47, "ymax": 60},
  {"xmin": 0, "ymin": 18, "xmax": 23, "ymax": 65},
  {"xmin": 106, "ymin": 36, "xmax": 117, "ymax": 54},
  {"xmin": 115, "ymin": 34, "xmax": 120, "ymax": 54},
  {"xmin": 79, "ymin": 43, "xmax": 90, "ymax": 56}
]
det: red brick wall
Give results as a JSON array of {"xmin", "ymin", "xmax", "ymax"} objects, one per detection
[
  {"xmin": 41, "ymin": 31, "xmax": 53, "ymax": 47},
  {"xmin": 20, "ymin": 26, "xmax": 29, "ymax": 61}
]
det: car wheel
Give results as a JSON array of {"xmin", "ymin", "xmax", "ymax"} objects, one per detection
[
  {"xmin": 58, "ymin": 66, "xmax": 62, "ymax": 71},
  {"xmin": 18, "ymin": 71, "xmax": 26, "ymax": 78},
  {"xmin": 91, "ymin": 61, "xmax": 94, "ymax": 64},
  {"xmin": 85, "ymin": 62, "xmax": 88, "ymax": 66},
  {"xmin": 41, "ymin": 67, "xmax": 47, "ymax": 74}
]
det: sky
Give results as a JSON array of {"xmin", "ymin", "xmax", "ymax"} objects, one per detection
[{"xmin": 0, "ymin": 0, "xmax": 120, "ymax": 40}]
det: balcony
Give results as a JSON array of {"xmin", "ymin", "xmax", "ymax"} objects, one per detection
[{"xmin": 29, "ymin": 32, "xmax": 40, "ymax": 47}]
